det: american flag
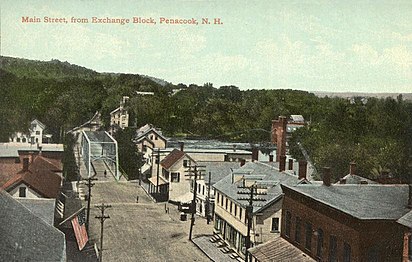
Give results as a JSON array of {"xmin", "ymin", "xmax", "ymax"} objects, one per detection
[{"xmin": 71, "ymin": 208, "xmax": 88, "ymax": 250}]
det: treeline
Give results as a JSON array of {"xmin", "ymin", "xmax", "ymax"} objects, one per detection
[
  {"xmin": 1, "ymin": 56, "xmax": 411, "ymax": 182},
  {"xmin": 289, "ymin": 95, "xmax": 412, "ymax": 182}
]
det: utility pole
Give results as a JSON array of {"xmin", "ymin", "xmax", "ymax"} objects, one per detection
[
  {"xmin": 238, "ymin": 182, "xmax": 267, "ymax": 262},
  {"xmin": 205, "ymin": 171, "xmax": 212, "ymax": 224},
  {"xmin": 84, "ymin": 176, "xmax": 98, "ymax": 232},
  {"xmin": 156, "ymin": 148, "xmax": 160, "ymax": 195},
  {"xmin": 95, "ymin": 203, "xmax": 111, "ymax": 262},
  {"xmin": 185, "ymin": 164, "xmax": 205, "ymax": 240}
]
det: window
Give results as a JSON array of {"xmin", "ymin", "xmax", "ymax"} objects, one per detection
[
  {"xmin": 329, "ymin": 235, "xmax": 337, "ymax": 262},
  {"xmin": 305, "ymin": 222, "xmax": 312, "ymax": 250},
  {"xmin": 221, "ymin": 195, "xmax": 224, "ymax": 206},
  {"xmin": 230, "ymin": 202, "xmax": 233, "ymax": 213},
  {"xmin": 16, "ymin": 138, "xmax": 20, "ymax": 142},
  {"xmin": 19, "ymin": 187, "xmax": 26, "ymax": 197},
  {"xmin": 155, "ymin": 136, "xmax": 158, "ymax": 140},
  {"xmin": 285, "ymin": 211, "xmax": 291, "ymax": 237},
  {"xmin": 295, "ymin": 217, "xmax": 301, "ymax": 243},
  {"xmin": 316, "ymin": 229, "xmax": 323, "ymax": 258},
  {"xmin": 225, "ymin": 198, "xmax": 228, "ymax": 210},
  {"xmin": 183, "ymin": 160, "xmax": 189, "ymax": 167},
  {"xmin": 234, "ymin": 205, "xmax": 238, "ymax": 216},
  {"xmin": 271, "ymin": 217, "xmax": 279, "ymax": 232},
  {"xmin": 217, "ymin": 193, "xmax": 220, "ymax": 204},
  {"xmin": 36, "ymin": 131, "xmax": 40, "ymax": 135},
  {"xmin": 202, "ymin": 185, "xmax": 205, "ymax": 195},
  {"xmin": 239, "ymin": 208, "xmax": 243, "ymax": 220},
  {"xmin": 171, "ymin": 172, "xmax": 180, "ymax": 182},
  {"xmin": 343, "ymin": 242, "xmax": 351, "ymax": 262}
]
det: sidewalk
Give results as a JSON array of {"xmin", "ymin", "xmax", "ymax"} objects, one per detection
[{"xmin": 192, "ymin": 235, "xmax": 235, "ymax": 262}]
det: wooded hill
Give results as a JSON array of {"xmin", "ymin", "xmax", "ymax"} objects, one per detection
[{"xmin": 1, "ymin": 56, "xmax": 411, "ymax": 182}]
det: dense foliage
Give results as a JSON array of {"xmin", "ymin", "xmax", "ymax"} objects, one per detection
[{"xmin": 1, "ymin": 56, "xmax": 411, "ymax": 182}]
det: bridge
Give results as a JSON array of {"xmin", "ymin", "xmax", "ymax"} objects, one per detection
[{"xmin": 79, "ymin": 131, "xmax": 120, "ymax": 180}]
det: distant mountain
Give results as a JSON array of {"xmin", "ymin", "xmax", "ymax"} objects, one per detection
[
  {"xmin": 0, "ymin": 56, "xmax": 98, "ymax": 79},
  {"xmin": 313, "ymin": 91, "xmax": 412, "ymax": 101}
]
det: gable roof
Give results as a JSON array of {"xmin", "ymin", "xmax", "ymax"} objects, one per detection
[
  {"xmin": 2, "ymin": 155, "xmax": 62, "ymax": 198},
  {"xmin": 67, "ymin": 111, "xmax": 101, "ymax": 134},
  {"xmin": 0, "ymin": 190, "xmax": 66, "ymax": 261},
  {"xmin": 282, "ymin": 183, "xmax": 409, "ymax": 220},
  {"xmin": 397, "ymin": 210, "xmax": 412, "ymax": 228},
  {"xmin": 135, "ymin": 124, "xmax": 167, "ymax": 142},
  {"xmin": 31, "ymin": 119, "xmax": 46, "ymax": 130},
  {"xmin": 213, "ymin": 161, "xmax": 302, "ymax": 213},
  {"xmin": 160, "ymin": 149, "xmax": 190, "ymax": 170}
]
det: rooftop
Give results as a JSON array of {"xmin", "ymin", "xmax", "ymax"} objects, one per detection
[
  {"xmin": 397, "ymin": 210, "xmax": 412, "ymax": 228},
  {"xmin": 160, "ymin": 149, "xmax": 187, "ymax": 170},
  {"xmin": 17, "ymin": 197, "xmax": 56, "ymax": 225},
  {"xmin": 0, "ymin": 143, "xmax": 64, "ymax": 157},
  {"xmin": 2, "ymin": 155, "xmax": 62, "ymax": 198},
  {"xmin": 282, "ymin": 183, "xmax": 410, "ymax": 220},
  {"xmin": 0, "ymin": 190, "xmax": 66, "ymax": 261},
  {"xmin": 249, "ymin": 236, "xmax": 315, "ymax": 262},
  {"xmin": 213, "ymin": 161, "xmax": 303, "ymax": 213},
  {"xmin": 199, "ymin": 161, "xmax": 242, "ymax": 185}
]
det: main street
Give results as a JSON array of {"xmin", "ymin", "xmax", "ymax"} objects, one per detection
[{"xmin": 86, "ymin": 181, "xmax": 212, "ymax": 262}]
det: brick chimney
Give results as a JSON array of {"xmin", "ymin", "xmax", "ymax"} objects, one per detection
[
  {"xmin": 279, "ymin": 155, "xmax": 286, "ymax": 172},
  {"xmin": 298, "ymin": 160, "xmax": 307, "ymax": 180},
  {"xmin": 272, "ymin": 116, "xmax": 287, "ymax": 162},
  {"xmin": 23, "ymin": 157, "xmax": 29, "ymax": 171},
  {"xmin": 350, "ymin": 162, "xmax": 356, "ymax": 175},
  {"xmin": 288, "ymin": 159, "xmax": 294, "ymax": 170},
  {"xmin": 252, "ymin": 148, "xmax": 259, "ymax": 162},
  {"xmin": 408, "ymin": 184, "xmax": 412, "ymax": 208},
  {"xmin": 269, "ymin": 155, "xmax": 274, "ymax": 162},
  {"xmin": 179, "ymin": 142, "xmax": 184, "ymax": 152},
  {"xmin": 240, "ymin": 159, "xmax": 246, "ymax": 167},
  {"xmin": 323, "ymin": 167, "xmax": 331, "ymax": 186}
]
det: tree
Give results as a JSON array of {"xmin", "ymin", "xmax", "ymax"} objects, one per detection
[{"xmin": 113, "ymin": 128, "xmax": 143, "ymax": 180}]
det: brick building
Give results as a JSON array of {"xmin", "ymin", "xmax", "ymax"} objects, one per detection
[{"xmin": 279, "ymin": 169, "xmax": 411, "ymax": 262}]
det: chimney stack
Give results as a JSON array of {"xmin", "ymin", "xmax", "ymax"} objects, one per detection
[
  {"xmin": 179, "ymin": 142, "xmax": 184, "ymax": 152},
  {"xmin": 240, "ymin": 159, "xmax": 246, "ymax": 167},
  {"xmin": 269, "ymin": 155, "xmax": 274, "ymax": 162},
  {"xmin": 298, "ymin": 160, "xmax": 307, "ymax": 180},
  {"xmin": 252, "ymin": 148, "xmax": 259, "ymax": 162},
  {"xmin": 288, "ymin": 159, "xmax": 294, "ymax": 170},
  {"xmin": 279, "ymin": 155, "xmax": 286, "ymax": 172},
  {"xmin": 272, "ymin": 116, "xmax": 287, "ymax": 162},
  {"xmin": 323, "ymin": 167, "xmax": 331, "ymax": 186},
  {"xmin": 408, "ymin": 184, "xmax": 412, "ymax": 208},
  {"xmin": 23, "ymin": 158, "xmax": 29, "ymax": 171},
  {"xmin": 350, "ymin": 162, "xmax": 356, "ymax": 175}
]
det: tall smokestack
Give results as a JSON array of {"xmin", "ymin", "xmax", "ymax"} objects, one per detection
[
  {"xmin": 279, "ymin": 155, "xmax": 286, "ymax": 172},
  {"xmin": 288, "ymin": 159, "xmax": 294, "ymax": 170},
  {"xmin": 298, "ymin": 160, "xmax": 307, "ymax": 180},
  {"xmin": 272, "ymin": 116, "xmax": 287, "ymax": 162},
  {"xmin": 350, "ymin": 162, "xmax": 356, "ymax": 175},
  {"xmin": 179, "ymin": 142, "xmax": 184, "ymax": 152},
  {"xmin": 323, "ymin": 167, "xmax": 331, "ymax": 186},
  {"xmin": 252, "ymin": 148, "xmax": 259, "ymax": 162}
]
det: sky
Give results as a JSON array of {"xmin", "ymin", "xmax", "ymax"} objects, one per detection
[{"xmin": 1, "ymin": 0, "xmax": 412, "ymax": 92}]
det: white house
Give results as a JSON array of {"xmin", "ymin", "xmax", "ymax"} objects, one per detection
[{"xmin": 9, "ymin": 119, "xmax": 50, "ymax": 144}]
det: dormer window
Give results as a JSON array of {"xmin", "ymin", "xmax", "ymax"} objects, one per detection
[{"xmin": 19, "ymin": 187, "xmax": 26, "ymax": 197}]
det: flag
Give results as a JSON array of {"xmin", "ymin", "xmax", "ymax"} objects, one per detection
[{"xmin": 71, "ymin": 208, "xmax": 88, "ymax": 250}]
